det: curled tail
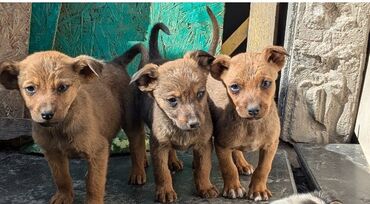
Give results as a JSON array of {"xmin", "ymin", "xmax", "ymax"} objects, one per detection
[
  {"xmin": 149, "ymin": 23, "xmax": 171, "ymax": 61},
  {"xmin": 206, "ymin": 6, "xmax": 220, "ymax": 55},
  {"xmin": 112, "ymin": 43, "xmax": 149, "ymax": 69}
]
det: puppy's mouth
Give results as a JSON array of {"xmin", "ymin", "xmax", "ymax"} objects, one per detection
[
  {"xmin": 175, "ymin": 123, "xmax": 201, "ymax": 132},
  {"xmin": 181, "ymin": 127, "xmax": 199, "ymax": 132},
  {"xmin": 37, "ymin": 122, "xmax": 59, "ymax": 127},
  {"xmin": 246, "ymin": 116, "xmax": 262, "ymax": 120}
]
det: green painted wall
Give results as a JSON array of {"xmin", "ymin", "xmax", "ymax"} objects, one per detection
[
  {"xmin": 29, "ymin": 3, "xmax": 61, "ymax": 53},
  {"xmin": 149, "ymin": 3, "xmax": 224, "ymax": 59},
  {"xmin": 26, "ymin": 2, "xmax": 224, "ymax": 154},
  {"xmin": 29, "ymin": 3, "xmax": 224, "ymax": 75}
]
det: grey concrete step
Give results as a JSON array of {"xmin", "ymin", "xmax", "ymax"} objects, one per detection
[
  {"xmin": 0, "ymin": 149, "xmax": 296, "ymax": 203},
  {"xmin": 295, "ymin": 144, "xmax": 370, "ymax": 204}
]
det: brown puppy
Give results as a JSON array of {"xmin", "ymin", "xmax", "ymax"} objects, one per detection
[
  {"xmin": 127, "ymin": 6, "xmax": 220, "ymax": 187},
  {"xmin": 128, "ymin": 23, "xmax": 185, "ymax": 182},
  {"xmin": 207, "ymin": 46, "xmax": 287, "ymax": 201},
  {"xmin": 130, "ymin": 50, "xmax": 218, "ymax": 203},
  {"xmin": 0, "ymin": 46, "xmax": 145, "ymax": 204}
]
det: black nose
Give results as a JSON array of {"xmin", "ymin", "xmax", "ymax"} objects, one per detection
[
  {"xmin": 41, "ymin": 111, "xmax": 54, "ymax": 120},
  {"xmin": 248, "ymin": 107, "xmax": 260, "ymax": 117},
  {"xmin": 188, "ymin": 120, "xmax": 200, "ymax": 129}
]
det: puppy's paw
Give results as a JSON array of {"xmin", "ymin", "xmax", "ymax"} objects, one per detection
[
  {"xmin": 155, "ymin": 186, "xmax": 177, "ymax": 203},
  {"xmin": 222, "ymin": 183, "xmax": 246, "ymax": 199},
  {"xmin": 85, "ymin": 197, "xmax": 104, "ymax": 204},
  {"xmin": 248, "ymin": 182, "xmax": 272, "ymax": 201},
  {"xmin": 235, "ymin": 162, "xmax": 254, "ymax": 176},
  {"xmin": 129, "ymin": 169, "xmax": 147, "ymax": 185},
  {"xmin": 198, "ymin": 185, "xmax": 219, "ymax": 198},
  {"xmin": 168, "ymin": 158, "xmax": 184, "ymax": 172},
  {"xmin": 50, "ymin": 191, "xmax": 73, "ymax": 204}
]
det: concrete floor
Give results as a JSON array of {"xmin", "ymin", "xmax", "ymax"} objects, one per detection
[{"xmin": 0, "ymin": 149, "xmax": 296, "ymax": 204}]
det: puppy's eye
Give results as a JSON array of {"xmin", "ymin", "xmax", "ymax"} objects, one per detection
[
  {"xmin": 229, "ymin": 83, "xmax": 240, "ymax": 94},
  {"xmin": 197, "ymin": 90, "xmax": 205, "ymax": 100},
  {"xmin": 167, "ymin": 97, "xmax": 177, "ymax": 107},
  {"xmin": 57, "ymin": 84, "xmax": 70, "ymax": 93},
  {"xmin": 25, "ymin": 86, "xmax": 36, "ymax": 95},
  {"xmin": 261, "ymin": 80, "xmax": 272, "ymax": 89}
]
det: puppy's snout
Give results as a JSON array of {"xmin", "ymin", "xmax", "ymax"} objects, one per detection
[
  {"xmin": 188, "ymin": 118, "xmax": 200, "ymax": 129},
  {"xmin": 41, "ymin": 111, "xmax": 54, "ymax": 120},
  {"xmin": 247, "ymin": 105, "xmax": 260, "ymax": 117}
]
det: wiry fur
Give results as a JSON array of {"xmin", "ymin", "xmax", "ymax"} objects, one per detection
[
  {"xmin": 129, "ymin": 7, "xmax": 221, "ymax": 203},
  {"xmin": 271, "ymin": 191, "xmax": 343, "ymax": 204},
  {"xmin": 207, "ymin": 46, "xmax": 288, "ymax": 201},
  {"xmin": 0, "ymin": 48, "xmax": 144, "ymax": 204}
]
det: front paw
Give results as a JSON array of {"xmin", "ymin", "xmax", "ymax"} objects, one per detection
[
  {"xmin": 248, "ymin": 181, "xmax": 272, "ymax": 201},
  {"xmin": 155, "ymin": 186, "xmax": 177, "ymax": 203},
  {"xmin": 222, "ymin": 182, "xmax": 246, "ymax": 199},
  {"xmin": 129, "ymin": 169, "xmax": 146, "ymax": 185},
  {"xmin": 235, "ymin": 161, "xmax": 254, "ymax": 175},
  {"xmin": 198, "ymin": 185, "xmax": 219, "ymax": 198},
  {"xmin": 50, "ymin": 191, "xmax": 73, "ymax": 204},
  {"xmin": 168, "ymin": 158, "xmax": 184, "ymax": 172}
]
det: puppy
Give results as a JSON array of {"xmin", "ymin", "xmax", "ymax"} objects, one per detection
[
  {"xmin": 128, "ymin": 6, "xmax": 220, "ymax": 182},
  {"xmin": 207, "ymin": 46, "xmax": 288, "ymax": 201},
  {"xmin": 0, "ymin": 46, "xmax": 145, "ymax": 204},
  {"xmin": 271, "ymin": 191, "xmax": 342, "ymax": 204},
  {"xmin": 129, "ymin": 7, "xmax": 220, "ymax": 203}
]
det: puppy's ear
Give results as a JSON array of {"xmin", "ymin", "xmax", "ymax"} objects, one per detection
[
  {"xmin": 262, "ymin": 46, "xmax": 288, "ymax": 70},
  {"xmin": 0, "ymin": 61, "xmax": 20, "ymax": 89},
  {"xmin": 130, "ymin": 63, "xmax": 159, "ymax": 92},
  {"xmin": 210, "ymin": 54, "xmax": 230, "ymax": 81},
  {"xmin": 185, "ymin": 50, "xmax": 215, "ymax": 71},
  {"xmin": 73, "ymin": 55, "xmax": 103, "ymax": 82}
]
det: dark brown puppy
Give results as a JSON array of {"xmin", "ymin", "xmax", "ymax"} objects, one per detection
[
  {"xmin": 0, "ymin": 46, "xmax": 145, "ymax": 204},
  {"xmin": 126, "ymin": 23, "xmax": 183, "ymax": 186},
  {"xmin": 207, "ymin": 46, "xmax": 287, "ymax": 201},
  {"xmin": 129, "ymin": 7, "xmax": 220, "ymax": 203},
  {"xmin": 131, "ymin": 51, "xmax": 218, "ymax": 203}
]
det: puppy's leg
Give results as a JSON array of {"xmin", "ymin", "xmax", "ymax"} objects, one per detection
[
  {"xmin": 45, "ymin": 151, "xmax": 74, "ymax": 204},
  {"xmin": 151, "ymin": 144, "xmax": 177, "ymax": 203},
  {"xmin": 193, "ymin": 140, "xmax": 219, "ymax": 198},
  {"xmin": 232, "ymin": 150, "xmax": 254, "ymax": 175},
  {"xmin": 248, "ymin": 140, "xmax": 278, "ymax": 201},
  {"xmin": 86, "ymin": 144, "xmax": 109, "ymax": 204},
  {"xmin": 125, "ymin": 122, "xmax": 147, "ymax": 185},
  {"xmin": 168, "ymin": 149, "xmax": 183, "ymax": 172},
  {"xmin": 215, "ymin": 144, "xmax": 246, "ymax": 199}
]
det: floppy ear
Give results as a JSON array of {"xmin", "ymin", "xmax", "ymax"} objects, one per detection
[
  {"xmin": 73, "ymin": 55, "xmax": 103, "ymax": 82},
  {"xmin": 210, "ymin": 54, "xmax": 230, "ymax": 81},
  {"xmin": 262, "ymin": 46, "xmax": 288, "ymax": 70},
  {"xmin": 130, "ymin": 63, "xmax": 159, "ymax": 92},
  {"xmin": 184, "ymin": 50, "xmax": 215, "ymax": 71},
  {"xmin": 0, "ymin": 61, "xmax": 20, "ymax": 90}
]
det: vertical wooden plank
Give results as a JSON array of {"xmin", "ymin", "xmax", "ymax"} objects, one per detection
[
  {"xmin": 0, "ymin": 3, "xmax": 31, "ymax": 118},
  {"xmin": 355, "ymin": 54, "xmax": 370, "ymax": 164},
  {"xmin": 247, "ymin": 3, "xmax": 277, "ymax": 52},
  {"xmin": 28, "ymin": 3, "xmax": 61, "ymax": 53},
  {"xmin": 149, "ymin": 3, "xmax": 224, "ymax": 59},
  {"xmin": 0, "ymin": 3, "xmax": 31, "ymax": 61}
]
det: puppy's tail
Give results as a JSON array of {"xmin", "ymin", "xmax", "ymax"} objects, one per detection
[
  {"xmin": 112, "ymin": 43, "xmax": 149, "ymax": 69},
  {"xmin": 149, "ymin": 23, "xmax": 171, "ymax": 61},
  {"xmin": 207, "ymin": 6, "xmax": 220, "ymax": 55}
]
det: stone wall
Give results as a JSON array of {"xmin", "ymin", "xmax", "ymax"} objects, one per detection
[{"xmin": 279, "ymin": 3, "xmax": 370, "ymax": 143}]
